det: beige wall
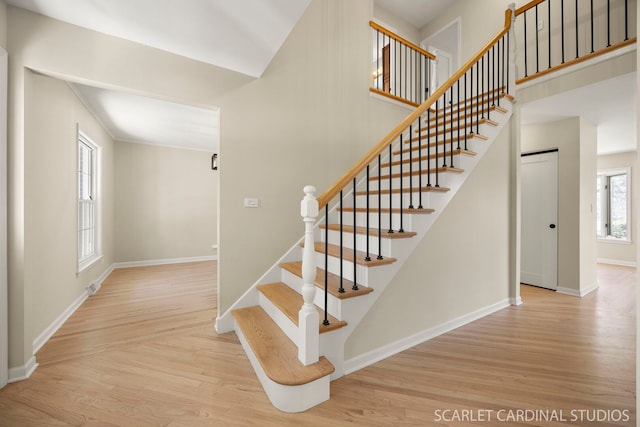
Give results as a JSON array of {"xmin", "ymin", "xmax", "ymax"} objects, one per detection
[
  {"xmin": 0, "ymin": 0, "xmax": 6, "ymax": 50},
  {"xmin": 6, "ymin": 0, "xmax": 411, "ymax": 368},
  {"xmin": 597, "ymin": 151, "xmax": 638, "ymax": 265},
  {"xmin": 373, "ymin": 3, "xmax": 420, "ymax": 43},
  {"xmin": 521, "ymin": 118, "xmax": 597, "ymax": 293},
  {"xmin": 23, "ymin": 71, "xmax": 115, "ymax": 348},
  {"xmin": 420, "ymin": 0, "xmax": 515, "ymax": 61},
  {"xmin": 214, "ymin": 0, "xmax": 412, "ymax": 314},
  {"xmin": 346, "ymin": 124, "xmax": 513, "ymax": 358},
  {"xmin": 114, "ymin": 142, "xmax": 217, "ymax": 263}
]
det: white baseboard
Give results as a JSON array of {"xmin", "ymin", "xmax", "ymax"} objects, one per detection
[
  {"xmin": 343, "ymin": 298, "xmax": 511, "ymax": 375},
  {"xmin": 557, "ymin": 282, "xmax": 599, "ymax": 298},
  {"xmin": 8, "ymin": 356, "xmax": 38, "ymax": 383},
  {"xmin": 597, "ymin": 258, "xmax": 637, "ymax": 268},
  {"xmin": 113, "ymin": 255, "xmax": 216, "ymax": 269},
  {"xmin": 510, "ymin": 296, "xmax": 523, "ymax": 306},
  {"xmin": 33, "ymin": 290, "xmax": 89, "ymax": 354}
]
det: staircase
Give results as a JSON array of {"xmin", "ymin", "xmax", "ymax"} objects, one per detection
[{"xmin": 215, "ymin": 6, "xmax": 517, "ymax": 413}]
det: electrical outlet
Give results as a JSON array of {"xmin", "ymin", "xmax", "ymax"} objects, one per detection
[{"xmin": 244, "ymin": 198, "xmax": 259, "ymax": 208}]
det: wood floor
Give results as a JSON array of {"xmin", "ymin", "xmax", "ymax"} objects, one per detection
[{"xmin": 0, "ymin": 262, "xmax": 635, "ymax": 426}]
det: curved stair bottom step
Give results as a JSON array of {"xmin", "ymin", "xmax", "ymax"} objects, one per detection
[{"xmin": 233, "ymin": 306, "xmax": 334, "ymax": 412}]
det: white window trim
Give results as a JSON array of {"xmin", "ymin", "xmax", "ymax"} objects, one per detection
[
  {"xmin": 596, "ymin": 166, "xmax": 632, "ymax": 244},
  {"xmin": 77, "ymin": 127, "xmax": 102, "ymax": 274}
]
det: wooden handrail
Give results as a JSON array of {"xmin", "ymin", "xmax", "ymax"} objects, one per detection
[
  {"xmin": 370, "ymin": 21, "xmax": 436, "ymax": 60},
  {"xmin": 318, "ymin": 7, "xmax": 513, "ymax": 209},
  {"xmin": 515, "ymin": 0, "xmax": 546, "ymax": 16}
]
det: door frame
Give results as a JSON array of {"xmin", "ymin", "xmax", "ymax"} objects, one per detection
[{"xmin": 520, "ymin": 149, "xmax": 559, "ymax": 290}]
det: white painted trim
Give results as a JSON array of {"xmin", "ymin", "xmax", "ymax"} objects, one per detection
[
  {"xmin": 597, "ymin": 258, "xmax": 637, "ymax": 267},
  {"xmin": 0, "ymin": 48, "xmax": 7, "ymax": 389},
  {"xmin": 343, "ymin": 298, "xmax": 511, "ymax": 375},
  {"xmin": 557, "ymin": 282, "xmax": 599, "ymax": 297},
  {"xmin": 33, "ymin": 290, "xmax": 89, "ymax": 354},
  {"xmin": 112, "ymin": 255, "xmax": 216, "ymax": 269},
  {"xmin": 510, "ymin": 296, "xmax": 523, "ymax": 306},
  {"xmin": 32, "ymin": 264, "xmax": 114, "ymax": 354},
  {"xmin": 234, "ymin": 318, "xmax": 330, "ymax": 413},
  {"xmin": 8, "ymin": 356, "xmax": 38, "ymax": 383},
  {"xmin": 368, "ymin": 91, "xmax": 415, "ymax": 111},
  {"xmin": 517, "ymin": 44, "xmax": 637, "ymax": 90}
]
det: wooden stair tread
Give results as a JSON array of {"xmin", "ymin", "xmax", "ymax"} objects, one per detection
[
  {"xmin": 356, "ymin": 185, "xmax": 450, "ymax": 196},
  {"xmin": 321, "ymin": 224, "xmax": 417, "ymax": 239},
  {"xmin": 257, "ymin": 283, "xmax": 347, "ymax": 333},
  {"xmin": 305, "ymin": 242, "xmax": 397, "ymax": 267},
  {"xmin": 429, "ymin": 87, "xmax": 507, "ymax": 113},
  {"xmin": 429, "ymin": 99, "xmax": 509, "ymax": 118},
  {"xmin": 280, "ymin": 261, "xmax": 374, "ymax": 299},
  {"xmin": 416, "ymin": 118, "xmax": 498, "ymax": 135},
  {"xmin": 338, "ymin": 207, "xmax": 435, "ymax": 214},
  {"xmin": 381, "ymin": 149, "xmax": 476, "ymax": 168},
  {"xmin": 370, "ymin": 166, "xmax": 464, "ymax": 180},
  {"xmin": 232, "ymin": 306, "xmax": 335, "ymax": 386}
]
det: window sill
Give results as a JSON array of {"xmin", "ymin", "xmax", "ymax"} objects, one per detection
[
  {"xmin": 597, "ymin": 237, "xmax": 632, "ymax": 245},
  {"xmin": 78, "ymin": 254, "xmax": 103, "ymax": 275}
]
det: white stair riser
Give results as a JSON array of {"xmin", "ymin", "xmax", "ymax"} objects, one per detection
[
  {"xmin": 368, "ymin": 173, "xmax": 456, "ymax": 191},
  {"xmin": 313, "ymin": 251, "xmax": 370, "ymax": 286},
  {"xmin": 259, "ymin": 292, "xmax": 299, "ymax": 346},
  {"xmin": 334, "ymin": 211, "xmax": 418, "ymax": 231},
  {"xmin": 355, "ymin": 192, "xmax": 439, "ymax": 209},
  {"xmin": 280, "ymin": 269, "xmax": 344, "ymax": 320},
  {"xmin": 321, "ymin": 229, "xmax": 393, "ymax": 257},
  {"xmin": 380, "ymin": 155, "xmax": 474, "ymax": 175}
]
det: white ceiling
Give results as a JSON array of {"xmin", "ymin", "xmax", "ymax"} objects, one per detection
[
  {"xmin": 521, "ymin": 72, "xmax": 637, "ymax": 155},
  {"xmin": 70, "ymin": 83, "xmax": 219, "ymax": 151},
  {"xmin": 7, "ymin": 0, "xmax": 311, "ymax": 152},
  {"xmin": 374, "ymin": 0, "xmax": 450, "ymax": 29}
]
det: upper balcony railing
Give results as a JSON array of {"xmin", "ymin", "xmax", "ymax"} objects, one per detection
[
  {"xmin": 515, "ymin": 0, "xmax": 637, "ymax": 84},
  {"xmin": 369, "ymin": 21, "xmax": 437, "ymax": 107}
]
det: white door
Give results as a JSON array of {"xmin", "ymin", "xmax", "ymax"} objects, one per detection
[{"xmin": 521, "ymin": 151, "xmax": 558, "ymax": 290}]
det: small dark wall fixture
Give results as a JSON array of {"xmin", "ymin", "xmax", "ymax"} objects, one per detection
[{"xmin": 211, "ymin": 153, "xmax": 218, "ymax": 170}]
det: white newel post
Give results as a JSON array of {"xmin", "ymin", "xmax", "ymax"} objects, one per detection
[{"xmin": 298, "ymin": 185, "xmax": 319, "ymax": 365}]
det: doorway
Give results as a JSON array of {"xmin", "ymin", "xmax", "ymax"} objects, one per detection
[
  {"xmin": 422, "ymin": 17, "xmax": 460, "ymax": 100},
  {"xmin": 521, "ymin": 150, "xmax": 559, "ymax": 290}
]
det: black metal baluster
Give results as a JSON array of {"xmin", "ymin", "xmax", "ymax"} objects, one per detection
[
  {"xmin": 418, "ymin": 117, "xmax": 424, "ymax": 208},
  {"xmin": 388, "ymin": 144, "xmax": 394, "ymax": 233},
  {"xmin": 535, "ymin": 5, "xmax": 540, "ymax": 73},
  {"xmin": 399, "ymin": 133, "xmax": 404, "ymax": 233},
  {"xmin": 365, "ymin": 166, "xmax": 371, "ymax": 262},
  {"xmin": 524, "ymin": 9, "xmax": 528, "ymax": 77},
  {"xmin": 624, "ymin": 0, "xmax": 629, "ymax": 40},
  {"xmin": 435, "ymin": 100, "xmax": 440, "ymax": 187},
  {"xmin": 409, "ymin": 125, "xmax": 414, "ymax": 209},
  {"xmin": 450, "ymin": 86, "xmax": 454, "ymax": 167},
  {"xmin": 590, "ymin": 0, "xmax": 595, "ymax": 53},
  {"xmin": 486, "ymin": 52, "xmax": 491, "ymax": 121},
  {"xmin": 547, "ymin": 0, "xmax": 551, "ymax": 70},
  {"xmin": 607, "ymin": 0, "xmax": 611, "ymax": 47},
  {"xmin": 339, "ymin": 192, "xmax": 344, "ymax": 294},
  {"xmin": 352, "ymin": 178, "xmax": 358, "ymax": 290},
  {"xmin": 442, "ymin": 96, "xmax": 447, "ymax": 168},
  {"xmin": 324, "ymin": 204, "xmax": 330, "ymax": 325},
  {"xmin": 575, "ymin": 0, "xmax": 579, "ymax": 59},
  {"xmin": 464, "ymin": 71, "xmax": 469, "ymax": 150},
  {"xmin": 481, "ymin": 55, "xmax": 485, "ymax": 119},
  {"xmin": 457, "ymin": 80, "xmax": 461, "ymax": 150},
  {"xmin": 561, "ymin": 0, "xmax": 566, "ymax": 63},
  {"xmin": 492, "ymin": 45, "xmax": 496, "ymax": 107},
  {"xmin": 426, "ymin": 109, "xmax": 431, "ymax": 189},
  {"xmin": 507, "ymin": 33, "xmax": 510, "ymax": 94},
  {"xmin": 475, "ymin": 62, "xmax": 480, "ymax": 134},
  {"xmin": 377, "ymin": 155, "xmax": 383, "ymax": 260},
  {"xmin": 376, "ymin": 29, "xmax": 380, "ymax": 90}
]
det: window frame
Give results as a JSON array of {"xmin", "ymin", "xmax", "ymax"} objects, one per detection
[
  {"xmin": 596, "ymin": 167, "xmax": 632, "ymax": 244},
  {"xmin": 77, "ymin": 128, "xmax": 102, "ymax": 273}
]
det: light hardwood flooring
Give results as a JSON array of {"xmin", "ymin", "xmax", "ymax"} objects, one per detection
[{"xmin": 0, "ymin": 261, "xmax": 635, "ymax": 426}]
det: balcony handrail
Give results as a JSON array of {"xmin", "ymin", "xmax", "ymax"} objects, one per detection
[
  {"xmin": 369, "ymin": 21, "xmax": 436, "ymax": 60},
  {"xmin": 318, "ymin": 6, "xmax": 514, "ymax": 209}
]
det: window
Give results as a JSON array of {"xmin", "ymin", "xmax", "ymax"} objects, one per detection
[
  {"xmin": 596, "ymin": 168, "xmax": 631, "ymax": 242},
  {"xmin": 77, "ymin": 130, "xmax": 101, "ymax": 271}
]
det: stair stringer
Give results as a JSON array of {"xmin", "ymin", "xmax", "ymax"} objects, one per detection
[{"xmin": 308, "ymin": 102, "xmax": 515, "ymax": 379}]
